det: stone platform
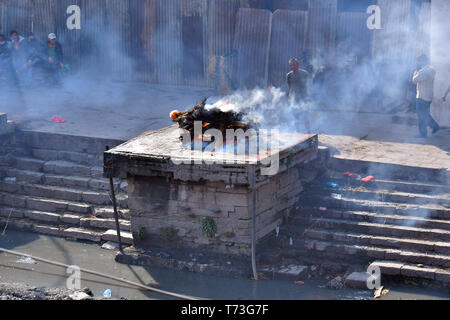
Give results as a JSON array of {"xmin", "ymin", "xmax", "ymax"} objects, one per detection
[{"xmin": 104, "ymin": 125, "xmax": 322, "ymax": 254}]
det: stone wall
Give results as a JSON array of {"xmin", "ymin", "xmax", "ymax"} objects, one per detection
[{"xmin": 127, "ymin": 159, "xmax": 323, "ymax": 255}]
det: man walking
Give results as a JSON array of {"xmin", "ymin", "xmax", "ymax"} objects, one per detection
[
  {"xmin": 412, "ymin": 55, "xmax": 440, "ymax": 138},
  {"xmin": 287, "ymin": 58, "xmax": 311, "ymax": 133}
]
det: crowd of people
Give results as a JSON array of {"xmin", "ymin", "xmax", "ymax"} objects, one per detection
[{"xmin": 0, "ymin": 31, "xmax": 66, "ymax": 88}]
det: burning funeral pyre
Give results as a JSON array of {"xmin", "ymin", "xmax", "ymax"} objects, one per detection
[{"xmin": 170, "ymin": 98, "xmax": 253, "ymax": 141}]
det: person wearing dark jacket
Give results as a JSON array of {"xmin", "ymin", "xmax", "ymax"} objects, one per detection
[
  {"xmin": 22, "ymin": 32, "xmax": 47, "ymax": 86},
  {"xmin": 46, "ymin": 33, "xmax": 64, "ymax": 85}
]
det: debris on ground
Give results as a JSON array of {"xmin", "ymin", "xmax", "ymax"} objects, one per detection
[
  {"xmin": 103, "ymin": 288, "xmax": 112, "ymax": 298},
  {"xmin": 343, "ymin": 171, "xmax": 358, "ymax": 177},
  {"xmin": 326, "ymin": 182, "xmax": 340, "ymax": 188},
  {"xmin": 374, "ymin": 286, "xmax": 389, "ymax": 298},
  {"xmin": 50, "ymin": 115, "xmax": 67, "ymax": 123},
  {"xmin": 101, "ymin": 241, "xmax": 119, "ymax": 250},
  {"xmin": 0, "ymin": 283, "xmax": 98, "ymax": 300},
  {"xmin": 16, "ymin": 256, "xmax": 37, "ymax": 264},
  {"xmin": 326, "ymin": 276, "xmax": 344, "ymax": 290},
  {"xmin": 361, "ymin": 175, "xmax": 375, "ymax": 182}
]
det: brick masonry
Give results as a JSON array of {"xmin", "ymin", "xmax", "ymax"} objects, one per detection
[{"xmin": 124, "ymin": 154, "xmax": 322, "ymax": 255}]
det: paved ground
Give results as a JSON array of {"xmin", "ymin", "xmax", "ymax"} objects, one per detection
[{"xmin": 3, "ymin": 79, "xmax": 449, "ymax": 170}]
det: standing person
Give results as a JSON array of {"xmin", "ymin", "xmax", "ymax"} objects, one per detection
[
  {"xmin": 286, "ymin": 58, "xmax": 311, "ymax": 133},
  {"xmin": 412, "ymin": 55, "xmax": 440, "ymax": 138},
  {"xmin": 46, "ymin": 33, "xmax": 64, "ymax": 85},
  {"xmin": 442, "ymin": 84, "xmax": 450, "ymax": 102},
  {"xmin": 9, "ymin": 30, "xmax": 26, "ymax": 82}
]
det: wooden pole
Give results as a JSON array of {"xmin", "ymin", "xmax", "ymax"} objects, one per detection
[
  {"xmin": 105, "ymin": 146, "xmax": 123, "ymax": 253},
  {"xmin": 250, "ymin": 164, "xmax": 258, "ymax": 280}
]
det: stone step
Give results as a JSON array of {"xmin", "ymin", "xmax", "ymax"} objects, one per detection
[
  {"xmin": 324, "ymin": 175, "xmax": 450, "ymax": 195},
  {"xmin": 10, "ymin": 156, "xmax": 104, "ymax": 179},
  {"xmin": 63, "ymin": 227, "xmax": 102, "ymax": 242},
  {"xmin": 13, "ymin": 157, "xmax": 46, "ymax": 171},
  {"xmin": 30, "ymin": 148, "xmax": 103, "ymax": 167},
  {"xmin": 295, "ymin": 208, "xmax": 450, "ymax": 230},
  {"xmin": 0, "ymin": 180, "xmax": 128, "ymax": 207},
  {"xmin": 370, "ymin": 260, "xmax": 450, "ymax": 283},
  {"xmin": 306, "ymin": 185, "xmax": 450, "ymax": 207},
  {"xmin": 328, "ymin": 157, "xmax": 447, "ymax": 184},
  {"xmin": 0, "ymin": 192, "xmax": 92, "ymax": 214},
  {"xmin": 15, "ymin": 130, "xmax": 124, "ymax": 155},
  {"xmin": 0, "ymin": 206, "xmax": 129, "ymax": 231},
  {"xmin": 101, "ymin": 229, "xmax": 134, "ymax": 245},
  {"xmin": 300, "ymin": 195, "xmax": 450, "ymax": 220},
  {"xmin": 302, "ymin": 229, "xmax": 450, "ymax": 255},
  {"xmin": 80, "ymin": 217, "xmax": 130, "ymax": 232},
  {"xmin": 0, "ymin": 167, "xmax": 119, "ymax": 192},
  {"xmin": 93, "ymin": 207, "xmax": 130, "ymax": 220},
  {"xmin": 288, "ymin": 217, "xmax": 450, "ymax": 242},
  {"xmin": 292, "ymin": 239, "xmax": 450, "ymax": 268}
]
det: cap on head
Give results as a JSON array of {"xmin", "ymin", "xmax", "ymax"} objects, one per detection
[
  {"xmin": 48, "ymin": 33, "xmax": 56, "ymax": 40},
  {"xmin": 289, "ymin": 58, "xmax": 299, "ymax": 65},
  {"xmin": 10, "ymin": 30, "xmax": 19, "ymax": 36},
  {"xmin": 170, "ymin": 110, "xmax": 181, "ymax": 121}
]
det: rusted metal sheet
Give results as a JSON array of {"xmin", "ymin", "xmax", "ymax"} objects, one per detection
[
  {"xmin": 208, "ymin": 0, "xmax": 240, "ymax": 57},
  {"xmin": 180, "ymin": 0, "xmax": 208, "ymax": 87},
  {"xmin": 372, "ymin": 0, "xmax": 412, "ymax": 61},
  {"xmin": 336, "ymin": 12, "xmax": 371, "ymax": 59},
  {"xmin": 273, "ymin": 0, "xmax": 308, "ymax": 10},
  {"xmin": 233, "ymin": 8, "xmax": 272, "ymax": 89},
  {"xmin": 129, "ymin": 0, "xmax": 157, "ymax": 83},
  {"xmin": 306, "ymin": 0, "xmax": 337, "ymax": 59},
  {"xmin": 80, "ymin": 0, "xmax": 108, "ymax": 75},
  {"xmin": 32, "ymin": 0, "xmax": 56, "ymax": 40},
  {"xmin": 156, "ymin": 0, "xmax": 182, "ymax": 84},
  {"xmin": 55, "ymin": 0, "xmax": 81, "ymax": 71},
  {"xmin": 414, "ymin": 1, "xmax": 431, "ymax": 59},
  {"xmin": 1, "ymin": 0, "xmax": 33, "ymax": 35},
  {"xmin": 206, "ymin": 0, "xmax": 240, "ymax": 88},
  {"xmin": 105, "ymin": 0, "xmax": 132, "ymax": 81},
  {"xmin": 269, "ymin": 9, "xmax": 307, "ymax": 87}
]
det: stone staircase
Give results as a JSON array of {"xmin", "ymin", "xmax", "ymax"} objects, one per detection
[
  {"xmin": 272, "ymin": 159, "xmax": 450, "ymax": 284},
  {"xmin": 0, "ymin": 130, "xmax": 133, "ymax": 245}
]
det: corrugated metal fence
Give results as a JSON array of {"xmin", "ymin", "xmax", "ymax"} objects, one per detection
[{"xmin": 0, "ymin": 0, "xmax": 422, "ymax": 90}]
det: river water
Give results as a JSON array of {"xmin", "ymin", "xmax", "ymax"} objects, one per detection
[{"xmin": 0, "ymin": 230, "xmax": 448, "ymax": 300}]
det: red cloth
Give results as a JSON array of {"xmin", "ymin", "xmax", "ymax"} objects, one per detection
[
  {"xmin": 361, "ymin": 175, "xmax": 374, "ymax": 182},
  {"xmin": 343, "ymin": 171, "xmax": 358, "ymax": 177},
  {"xmin": 50, "ymin": 115, "xmax": 66, "ymax": 123}
]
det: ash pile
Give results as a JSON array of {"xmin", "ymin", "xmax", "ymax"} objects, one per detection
[{"xmin": 170, "ymin": 98, "xmax": 254, "ymax": 140}]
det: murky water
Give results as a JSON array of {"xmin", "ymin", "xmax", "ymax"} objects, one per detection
[{"xmin": 0, "ymin": 231, "xmax": 448, "ymax": 300}]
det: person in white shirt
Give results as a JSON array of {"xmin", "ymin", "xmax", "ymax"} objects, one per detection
[
  {"xmin": 412, "ymin": 55, "xmax": 440, "ymax": 138},
  {"xmin": 442, "ymin": 84, "xmax": 450, "ymax": 102}
]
